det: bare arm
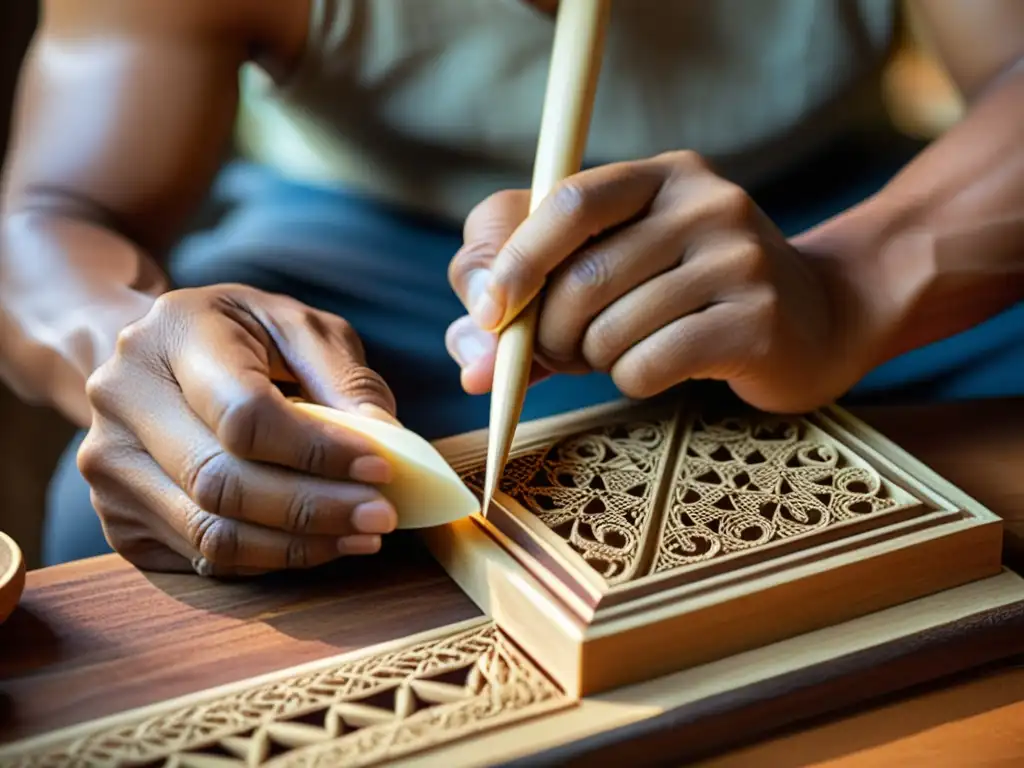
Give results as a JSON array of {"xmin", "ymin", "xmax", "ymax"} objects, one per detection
[
  {"xmin": 0, "ymin": 0, "xmax": 307, "ymax": 426},
  {"xmin": 794, "ymin": 0, "xmax": 1024, "ymax": 372}
]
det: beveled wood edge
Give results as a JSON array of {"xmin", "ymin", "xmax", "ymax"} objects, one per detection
[
  {"xmin": 421, "ymin": 497, "xmax": 1004, "ymax": 695},
  {"xmin": 495, "ymin": 579, "xmax": 1024, "ymax": 767},
  {"xmin": 388, "ymin": 569, "xmax": 1024, "ymax": 767},
  {"xmin": 820, "ymin": 404, "xmax": 1004, "ymax": 526}
]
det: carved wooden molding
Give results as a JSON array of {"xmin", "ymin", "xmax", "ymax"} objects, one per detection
[
  {"xmin": 0, "ymin": 619, "xmax": 569, "ymax": 767},
  {"xmin": 5, "ymin": 573, "xmax": 1024, "ymax": 767},
  {"xmin": 426, "ymin": 389, "xmax": 1004, "ymax": 695}
]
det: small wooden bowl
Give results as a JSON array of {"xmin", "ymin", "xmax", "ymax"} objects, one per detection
[{"xmin": 0, "ymin": 530, "xmax": 25, "ymax": 625}]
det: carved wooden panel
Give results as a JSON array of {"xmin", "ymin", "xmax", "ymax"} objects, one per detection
[
  {"xmin": 0, "ymin": 620, "xmax": 569, "ymax": 768},
  {"xmin": 461, "ymin": 396, "xmax": 931, "ymax": 606}
]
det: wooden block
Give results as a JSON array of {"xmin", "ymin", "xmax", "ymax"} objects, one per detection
[
  {"xmin": 423, "ymin": 387, "xmax": 1004, "ymax": 697},
  {"xmin": 3, "ymin": 570, "xmax": 1022, "ymax": 767}
]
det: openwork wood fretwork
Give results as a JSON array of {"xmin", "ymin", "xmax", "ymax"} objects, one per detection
[
  {"xmin": 0, "ymin": 621, "xmax": 568, "ymax": 768},
  {"xmin": 463, "ymin": 399, "xmax": 925, "ymax": 589}
]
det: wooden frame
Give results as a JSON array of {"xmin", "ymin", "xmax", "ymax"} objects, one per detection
[{"xmin": 423, "ymin": 388, "xmax": 1004, "ymax": 696}]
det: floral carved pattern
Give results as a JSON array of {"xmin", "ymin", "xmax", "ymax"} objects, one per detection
[
  {"xmin": 1, "ymin": 623, "xmax": 567, "ymax": 768},
  {"xmin": 464, "ymin": 419, "xmax": 673, "ymax": 583},
  {"xmin": 462, "ymin": 406, "xmax": 922, "ymax": 586}
]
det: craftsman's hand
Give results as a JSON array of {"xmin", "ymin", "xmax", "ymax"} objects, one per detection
[
  {"xmin": 447, "ymin": 151, "xmax": 869, "ymax": 413},
  {"xmin": 78, "ymin": 284, "xmax": 400, "ymax": 577}
]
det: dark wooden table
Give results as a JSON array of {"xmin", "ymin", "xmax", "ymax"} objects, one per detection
[{"xmin": 2, "ymin": 400, "xmax": 1024, "ymax": 765}]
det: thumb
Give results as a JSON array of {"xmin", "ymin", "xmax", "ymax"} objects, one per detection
[{"xmin": 448, "ymin": 189, "xmax": 531, "ymax": 323}]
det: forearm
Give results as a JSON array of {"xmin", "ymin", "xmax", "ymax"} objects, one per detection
[
  {"xmin": 795, "ymin": 60, "xmax": 1024, "ymax": 374},
  {"xmin": 0, "ymin": 210, "xmax": 165, "ymax": 426},
  {"xmin": 0, "ymin": 0, "xmax": 300, "ymax": 425}
]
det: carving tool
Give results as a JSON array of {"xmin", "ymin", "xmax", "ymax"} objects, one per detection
[{"xmin": 481, "ymin": 0, "xmax": 611, "ymax": 509}]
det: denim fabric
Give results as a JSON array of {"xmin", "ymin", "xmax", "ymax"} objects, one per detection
[{"xmin": 42, "ymin": 139, "xmax": 1024, "ymax": 565}]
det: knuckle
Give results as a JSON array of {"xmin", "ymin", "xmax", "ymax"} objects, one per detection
[
  {"xmin": 549, "ymin": 179, "xmax": 591, "ymax": 226},
  {"xmin": 186, "ymin": 452, "xmax": 235, "ymax": 517},
  {"xmin": 341, "ymin": 365, "xmax": 396, "ymax": 410},
  {"xmin": 715, "ymin": 183, "xmax": 754, "ymax": 221},
  {"xmin": 286, "ymin": 537, "xmax": 309, "ymax": 570},
  {"xmin": 113, "ymin": 318, "xmax": 151, "ymax": 358},
  {"xmin": 327, "ymin": 314, "xmax": 362, "ymax": 350},
  {"xmin": 285, "ymin": 493, "xmax": 319, "ymax": 534},
  {"xmin": 752, "ymin": 286, "xmax": 780, "ymax": 327},
  {"xmin": 613, "ymin": 358, "xmax": 658, "ymax": 400},
  {"xmin": 581, "ymin": 319, "xmax": 622, "ymax": 372},
  {"xmin": 75, "ymin": 436, "xmax": 106, "ymax": 484},
  {"xmin": 83, "ymin": 363, "xmax": 122, "ymax": 413},
  {"xmin": 76, "ymin": 428, "xmax": 123, "ymax": 487},
  {"xmin": 662, "ymin": 149, "xmax": 710, "ymax": 173},
  {"xmin": 610, "ymin": 364, "xmax": 651, "ymax": 403},
  {"xmin": 727, "ymin": 240, "xmax": 769, "ymax": 283},
  {"xmin": 216, "ymin": 389, "xmax": 276, "ymax": 457},
  {"xmin": 188, "ymin": 511, "xmax": 238, "ymax": 566},
  {"xmin": 565, "ymin": 248, "xmax": 613, "ymax": 293}
]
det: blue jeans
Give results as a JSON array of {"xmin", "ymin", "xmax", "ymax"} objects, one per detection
[{"xmin": 42, "ymin": 137, "xmax": 1024, "ymax": 565}]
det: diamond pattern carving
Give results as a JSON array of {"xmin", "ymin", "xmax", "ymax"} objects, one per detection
[{"xmin": 1, "ymin": 623, "xmax": 566, "ymax": 768}]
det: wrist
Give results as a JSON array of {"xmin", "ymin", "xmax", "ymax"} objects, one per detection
[
  {"xmin": 793, "ymin": 203, "xmax": 905, "ymax": 389},
  {"xmin": 1, "ymin": 212, "xmax": 165, "ymax": 426}
]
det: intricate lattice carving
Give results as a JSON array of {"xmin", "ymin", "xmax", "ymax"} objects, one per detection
[
  {"xmin": 462, "ymin": 404, "xmax": 924, "ymax": 587},
  {"xmin": 2, "ymin": 622, "xmax": 567, "ymax": 768},
  {"xmin": 464, "ymin": 418, "xmax": 673, "ymax": 583},
  {"xmin": 652, "ymin": 413, "xmax": 917, "ymax": 572}
]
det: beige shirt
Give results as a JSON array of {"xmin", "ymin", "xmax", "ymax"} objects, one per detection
[{"xmin": 237, "ymin": 0, "xmax": 897, "ymax": 222}]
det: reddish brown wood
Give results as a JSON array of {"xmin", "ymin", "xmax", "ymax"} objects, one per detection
[
  {"xmin": 0, "ymin": 534, "xmax": 478, "ymax": 742},
  {"xmin": 1, "ymin": 399, "xmax": 1022, "ymax": 760}
]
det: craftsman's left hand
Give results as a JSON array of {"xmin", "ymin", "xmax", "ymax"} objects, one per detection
[{"xmin": 447, "ymin": 151, "xmax": 868, "ymax": 413}]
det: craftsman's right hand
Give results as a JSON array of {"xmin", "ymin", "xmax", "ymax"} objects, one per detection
[{"xmin": 77, "ymin": 284, "xmax": 401, "ymax": 577}]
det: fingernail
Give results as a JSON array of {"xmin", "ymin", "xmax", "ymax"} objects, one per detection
[
  {"xmin": 467, "ymin": 270, "xmax": 503, "ymax": 330},
  {"xmin": 358, "ymin": 402, "xmax": 402, "ymax": 426},
  {"xmin": 451, "ymin": 324, "xmax": 491, "ymax": 367},
  {"xmin": 338, "ymin": 535, "xmax": 381, "ymax": 555},
  {"xmin": 352, "ymin": 500, "xmax": 398, "ymax": 534},
  {"xmin": 349, "ymin": 455, "xmax": 393, "ymax": 484}
]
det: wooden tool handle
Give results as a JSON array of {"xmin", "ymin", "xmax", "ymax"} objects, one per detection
[{"xmin": 482, "ymin": 0, "xmax": 611, "ymax": 505}]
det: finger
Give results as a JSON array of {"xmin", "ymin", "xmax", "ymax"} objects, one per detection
[
  {"xmin": 168, "ymin": 312, "xmax": 393, "ymax": 482},
  {"xmin": 535, "ymin": 211, "xmax": 686, "ymax": 367},
  {"xmin": 246, "ymin": 303, "xmax": 398, "ymax": 418},
  {"xmin": 122, "ymin": 376, "xmax": 397, "ymax": 536},
  {"xmin": 84, "ymin": 437, "xmax": 379, "ymax": 577},
  {"xmin": 611, "ymin": 301, "xmax": 759, "ymax": 399},
  {"xmin": 445, "ymin": 315, "xmax": 552, "ymax": 395},
  {"xmin": 150, "ymin": 468, "xmax": 367, "ymax": 573},
  {"xmin": 473, "ymin": 161, "xmax": 667, "ymax": 332},
  {"xmin": 581, "ymin": 233, "xmax": 761, "ymax": 370},
  {"xmin": 106, "ymin": 443, "xmax": 376, "ymax": 572},
  {"xmin": 449, "ymin": 189, "xmax": 531, "ymax": 313}
]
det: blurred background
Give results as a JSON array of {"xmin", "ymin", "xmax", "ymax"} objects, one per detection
[{"xmin": 0, "ymin": 0, "xmax": 965, "ymax": 569}]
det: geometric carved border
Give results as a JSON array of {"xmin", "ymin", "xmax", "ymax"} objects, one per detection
[{"xmin": 0, "ymin": 619, "xmax": 570, "ymax": 768}]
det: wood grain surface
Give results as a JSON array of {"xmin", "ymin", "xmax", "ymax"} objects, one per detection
[
  {"xmin": 1, "ymin": 399, "xmax": 1022, "ymax": 765},
  {"xmin": 0, "ymin": 535, "xmax": 479, "ymax": 742}
]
